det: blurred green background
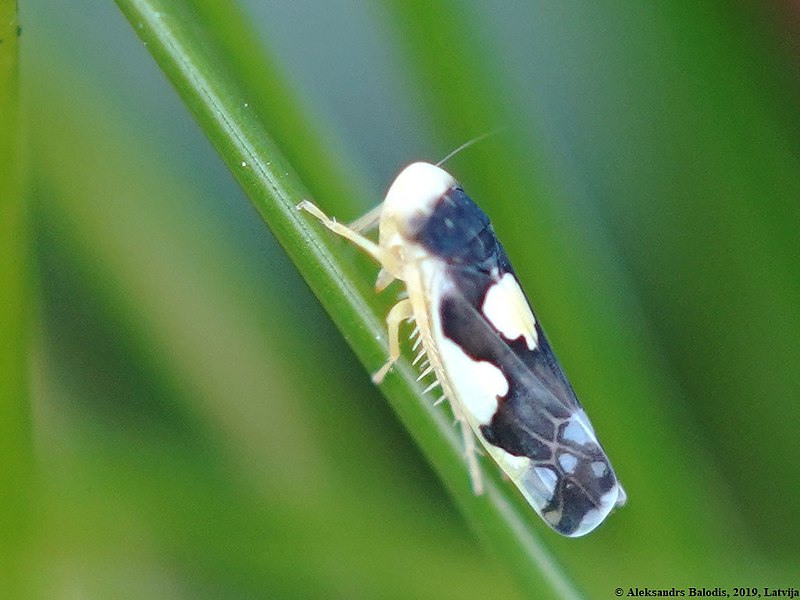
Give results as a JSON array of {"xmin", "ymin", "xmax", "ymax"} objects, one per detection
[{"xmin": 5, "ymin": 0, "xmax": 799, "ymax": 598}]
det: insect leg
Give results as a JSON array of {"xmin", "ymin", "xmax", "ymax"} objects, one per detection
[
  {"xmin": 297, "ymin": 200, "xmax": 386, "ymax": 265},
  {"xmin": 372, "ymin": 298, "xmax": 414, "ymax": 384},
  {"xmin": 348, "ymin": 202, "xmax": 384, "ymax": 233},
  {"xmin": 457, "ymin": 414, "xmax": 484, "ymax": 495}
]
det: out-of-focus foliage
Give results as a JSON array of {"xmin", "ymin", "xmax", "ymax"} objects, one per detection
[{"xmin": 9, "ymin": 0, "xmax": 799, "ymax": 598}]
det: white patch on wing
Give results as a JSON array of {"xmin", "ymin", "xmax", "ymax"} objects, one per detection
[
  {"xmin": 438, "ymin": 337, "xmax": 507, "ymax": 424},
  {"xmin": 534, "ymin": 467, "xmax": 558, "ymax": 500},
  {"xmin": 558, "ymin": 453, "xmax": 578, "ymax": 474},
  {"xmin": 481, "ymin": 273, "xmax": 539, "ymax": 350},
  {"xmin": 422, "ymin": 260, "xmax": 509, "ymax": 426},
  {"xmin": 591, "ymin": 461, "xmax": 608, "ymax": 478},
  {"xmin": 562, "ymin": 418, "xmax": 593, "ymax": 446}
]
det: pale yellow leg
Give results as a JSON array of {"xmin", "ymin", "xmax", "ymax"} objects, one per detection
[
  {"xmin": 297, "ymin": 200, "xmax": 386, "ymax": 265},
  {"xmin": 454, "ymin": 411, "xmax": 484, "ymax": 495},
  {"xmin": 348, "ymin": 202, "xmax": 384, "ymax": 233},
  {"xmin": 374, "ymin": 268, "xmax": 395, "ymax": 292},
  {"xmin": 372, "ymin": 298, "xmax": 414, "ymax": 384},
  {"xmin": 464, "ymin": 423, "xmax": 484, "ymax": 495}
]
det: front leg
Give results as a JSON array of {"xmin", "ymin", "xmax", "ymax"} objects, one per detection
[{"xmin": 297, "ymin": 200, "xmax": 388, "ymax": 265}]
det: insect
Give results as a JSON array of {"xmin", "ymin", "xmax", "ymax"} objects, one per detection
[{"xmin": 297, "ymin": 160, "xmax": 626, "ymax": 536}]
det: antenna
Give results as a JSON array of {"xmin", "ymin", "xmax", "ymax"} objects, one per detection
[{"xmin": 436, "ymin": 127, "xmax": 507, "ymax": 167}]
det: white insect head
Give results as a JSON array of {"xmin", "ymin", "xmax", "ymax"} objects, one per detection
[
  {"xmin": 376, "ymin": 162, "xmax": 456, "ymax": 273},
  {"xmin": 381, "ymin": 162, "xmax": 455, "ymax": 232}
]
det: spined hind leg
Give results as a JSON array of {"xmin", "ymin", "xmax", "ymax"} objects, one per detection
[{"xmin": 454, "ymin": 408, "xmax": 484, "ymax": 495}]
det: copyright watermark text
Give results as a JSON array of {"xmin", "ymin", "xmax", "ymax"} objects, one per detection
[{"xmin": 613, "ymin": 588, "xmax": 799, "ymax": 598}]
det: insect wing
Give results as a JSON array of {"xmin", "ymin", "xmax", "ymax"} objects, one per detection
[{"xmin": 428, "ymin": 251, "xmax": 625, "ymax": 537}]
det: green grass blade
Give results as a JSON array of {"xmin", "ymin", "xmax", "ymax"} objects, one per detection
[
  {"xmin": 0, "ymin": 1, "xmax": 36, "ymax": 597},
  {"xmin": 112, "ymin": 0, "xmax": 578, "ymax": 596}
]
